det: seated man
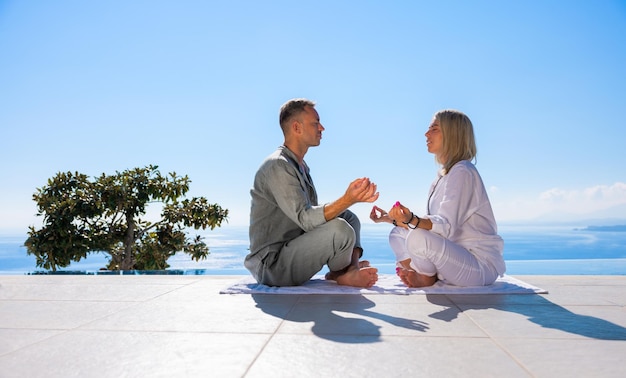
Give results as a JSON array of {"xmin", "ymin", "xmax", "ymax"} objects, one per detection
[{"xmin": 244, "ymin": 98, "xmax": 379, "ymax": 287}]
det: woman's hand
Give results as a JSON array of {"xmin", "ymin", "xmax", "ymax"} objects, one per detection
[
  {"xmin": 370, "ymin": 205, "xmax": 392, "ymax": 224},
  {"xmin": 389, "ymin": 201, "xmax": 413, "ymax": 228}
]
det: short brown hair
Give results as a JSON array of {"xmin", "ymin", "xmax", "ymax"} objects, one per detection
[{"xmin": 279, "ymin": 98, "xmax": 316, "ymax": 131}]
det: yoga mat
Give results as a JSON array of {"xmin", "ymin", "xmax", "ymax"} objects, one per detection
[{"xmin": 220, "ymin": 274, "xmax": 548, "ymax": 295}]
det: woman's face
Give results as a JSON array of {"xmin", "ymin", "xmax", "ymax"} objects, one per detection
[{"xmin": 425, "ymin": 118, "xmax": 443, "ymax": 157}]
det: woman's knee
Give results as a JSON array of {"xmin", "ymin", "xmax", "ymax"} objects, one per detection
[{"xmin": 405, "ymin": 229, "xmax": 446, "ymax": 259}]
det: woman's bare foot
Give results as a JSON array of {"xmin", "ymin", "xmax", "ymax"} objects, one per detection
[{"xmin": 396, "ymin": 267, "xmax": 437, "ymax": 288}]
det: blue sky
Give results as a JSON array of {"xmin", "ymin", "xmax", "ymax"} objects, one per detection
[{"xmin": 1, "ymin": 0, "xmax": 625, "ymax": 234}]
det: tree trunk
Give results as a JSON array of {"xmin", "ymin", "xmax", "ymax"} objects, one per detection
[{"xmin": 122, "ymin": 212, "xmax": 135, "ymax": 270}]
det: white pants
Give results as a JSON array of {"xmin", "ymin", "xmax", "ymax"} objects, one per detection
[{"xmin": 389, "ymin": 227, "xmax": 498, "ymax": 286}]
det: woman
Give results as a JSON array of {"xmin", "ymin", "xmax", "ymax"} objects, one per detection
[{"xmin": 370, "ymin": 110, "xmax": 505, "ymax": 287}]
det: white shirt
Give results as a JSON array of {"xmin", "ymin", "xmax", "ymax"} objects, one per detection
[{"xmin": 425, "ymin": 160, "xmax": 506, "ymax": 275}]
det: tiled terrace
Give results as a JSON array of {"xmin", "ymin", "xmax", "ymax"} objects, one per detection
[{"xmin": 1, "ymin": 274, "xmax": 625, "ymax": 377}]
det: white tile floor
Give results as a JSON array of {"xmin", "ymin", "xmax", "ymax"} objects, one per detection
[{"xmin": 1, "ymin": 275, "xmax": 625, "ymax": 377}]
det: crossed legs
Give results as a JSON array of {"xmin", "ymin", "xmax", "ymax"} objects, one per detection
[{"xmin": 389, "ymin": 227, "xmax": 496, "ymax": 287}]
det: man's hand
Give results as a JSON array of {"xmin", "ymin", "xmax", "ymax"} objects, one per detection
[
  {"xmin": 345, "ymin": 177, "xmax": 379, "ymax": 204},
  {"xmin": 323, "ymin": 177, "xmax": 379, "ymax": 221}
]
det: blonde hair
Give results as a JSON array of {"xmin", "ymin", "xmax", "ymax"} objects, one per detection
[{"xmin": 435, "ymin": 109, "xmax": 477, "ymax": 174}]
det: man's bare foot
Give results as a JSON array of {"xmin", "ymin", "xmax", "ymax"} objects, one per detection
[
  {"xmin": 396, "ymin": 267, "xmax": 437, "ymax": 288},
  {"xmin": 326, "ymin": 260, "xmax": 370, "ymax": 279},
  {"xmin": 336, "ymin": 266, "xmax": 378, "ymax": 288},
  {"xmin": 326, "ymin": 265, "xmax": 378, "ymax": 288}
]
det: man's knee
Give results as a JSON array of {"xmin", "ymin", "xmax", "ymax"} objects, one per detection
[
  {"xmin": 326, "ymin": 218, "xmax": 356, "ymax": 250},
  {"xmin": 339, "ymin": 209, "xmax": 360, "ymax": 229}
]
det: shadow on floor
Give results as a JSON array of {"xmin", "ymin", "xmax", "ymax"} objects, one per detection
[
  {"xmin": 427, "ymin": 294, "xmax": 626, "ymax": 340},
  {"xmin": 252, "ymin": 292, "xmax": 626, "ymax": 342},
  {"xmin": 252, "ymin": 294, "xmax": 430, "ymax": 343}
]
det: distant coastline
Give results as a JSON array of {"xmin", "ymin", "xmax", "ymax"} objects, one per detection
[{"xmin": 575, "ymin": 225, "xmax": 626, "ymax": 232}]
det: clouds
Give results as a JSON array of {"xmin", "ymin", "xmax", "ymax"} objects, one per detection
[
  {"xmin": 492, "ymin": 182, "xmax": 626, "ymax": 223},
  {"xmin": 540, "ymin": 182, "xmax": 626, "ymax": 208}
]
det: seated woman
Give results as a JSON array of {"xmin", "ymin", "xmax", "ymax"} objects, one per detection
[{"xmin": 370, "ymin": 109, "xmax": 505, "ymax": 287}]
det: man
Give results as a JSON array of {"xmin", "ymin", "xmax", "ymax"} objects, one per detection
[{"xmin": 245, "ymin": 98, "xmax": 379, "ymax": 287}]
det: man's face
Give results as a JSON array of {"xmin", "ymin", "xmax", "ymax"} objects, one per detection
[{"xmin": 298, "ymin": 106, "xmax": 325, "ymax": 147}]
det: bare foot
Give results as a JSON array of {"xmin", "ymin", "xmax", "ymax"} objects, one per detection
[
  {"xmin": 336, "ymin": 266, "xmax": 378, "ymax": 288},
  {"xmin": 327, "ymin": 265, "xmax": 378, "ymax": 288},
  {"xmin": 397, "ymin": 267, "xmax": 437, "ymax": 288},
  {"xmin": 326, "ymin": 260, "xmax": 370, "ymax": 279}
]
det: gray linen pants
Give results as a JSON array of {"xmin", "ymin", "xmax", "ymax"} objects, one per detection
[{"xmin": 246, "ymin": 211, "xmax": 361, "ymax": 287}]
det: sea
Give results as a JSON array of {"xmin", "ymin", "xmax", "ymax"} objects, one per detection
[{"xmin": 1, "ymin": 223, "xmax": 625, "ymax": 275}]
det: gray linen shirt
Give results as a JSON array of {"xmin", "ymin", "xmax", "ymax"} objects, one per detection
[{"xmin": 247, "ymin": 146, "xmax": 327, "ymax": 261}]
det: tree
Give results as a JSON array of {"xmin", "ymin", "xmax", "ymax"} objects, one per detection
[{"xmin": 25, "ymin": 165, "xmax": 228, "ymax": 271}]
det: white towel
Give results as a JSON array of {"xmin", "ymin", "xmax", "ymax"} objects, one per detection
[{"xmin": 220, "ymin": 274, "xmax": 548, "ymax": 295}]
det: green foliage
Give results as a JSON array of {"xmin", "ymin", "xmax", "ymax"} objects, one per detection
[{"xmin": 25, "ymin": 165, "xmax": 228, "ymax": 271}]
